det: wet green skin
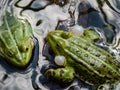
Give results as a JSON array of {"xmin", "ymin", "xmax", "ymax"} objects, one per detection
[
  {"xmin": 45, "ymin": 29, "xmax": 120, "ymax": 85},
  {"xmin": 0, "ymin": 12, "xmax": 34, "ymax": 68}
]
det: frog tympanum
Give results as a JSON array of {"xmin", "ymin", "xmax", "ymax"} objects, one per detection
[
  {"xmin": 45, "ymin": 29, "xmax": 120, "ymax": 88},
  {"xmin": 0, "ymin": 11, "xmax": 34, "ymax": 68}
]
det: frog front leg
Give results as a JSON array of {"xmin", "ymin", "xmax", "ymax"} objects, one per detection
[{"xmin": 45, "ymin": 67, "xmax": 75, "ymax": 83}]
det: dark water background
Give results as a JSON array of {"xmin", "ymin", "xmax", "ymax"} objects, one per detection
[{"xmin": 1, "ymin": 0, "xmax": 120, "ymax": 90}]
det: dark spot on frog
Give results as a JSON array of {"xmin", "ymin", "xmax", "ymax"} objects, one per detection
[
  {"xmin": 90, "ymin": 63, "xmax": 95, "ymax": 66},
  {"xmin": 60, "ymin": 69, "xmax": 64, "ymax": 77},
  {"xmin": 84, "ymin": 47, "xmax": 88, "ymax": 50},
  {"xmin": 95, "ymin": 54, "xmax": 101, "ymax": 57},
  {"xmin": 97, "ymin": 70, "xmax": 102, "ymax": 74},
  {"xmin": 101, "ymin": 64, "xmax": 106, "ymax": 68},
  {"xmin": 113, "ymin": 76, "xmax": 119, "ymax": 81},
  {"xmin": 108, "ymin": 70, "xmax": 113, "ymax": 75},
  {"xmin": 108, "ymin": 60, "xmax": 113, "ymax": 64},
  {"xmin": 75, "ymin": 49, "xmax": 81, "ymax": 53}
]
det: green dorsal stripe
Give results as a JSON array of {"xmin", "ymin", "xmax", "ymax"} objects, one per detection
[
  {"xmin": 0, "ymin": 12, "xmax": 23, "ymax": 62},
  {"xmin": 63, "ymin": 36, "xmax": 120, "ymax": 78}
]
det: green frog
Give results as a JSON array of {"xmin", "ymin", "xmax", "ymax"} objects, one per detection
[
  {"xmin": 0, "ymin": 11, "xmax": 34, "ymax": 68},
  {"xmin": 45, "ymin": 29, "xmax": 120, "ymax": 88}
]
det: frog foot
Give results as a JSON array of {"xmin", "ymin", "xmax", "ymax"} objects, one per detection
[
  {"xmin": 98, "ymin": 81, "xmax": 114, "ymax": 90},
  {"xmin": 45, "ymin": 67, "xmax": 75, "ymax": 83}
]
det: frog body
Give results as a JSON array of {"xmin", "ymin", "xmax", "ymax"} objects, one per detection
[
  {"xmin": 0, "ymin": 11, "xmax": 34, "ymax": 68},
  {"xmin": 45, "ymin": 29, "xmax": 120, "ymax": 86}
]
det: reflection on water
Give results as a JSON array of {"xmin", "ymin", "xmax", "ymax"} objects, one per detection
[{"xmin": 1, "ymin": 0, "xmax": 120, "ymax": 90}]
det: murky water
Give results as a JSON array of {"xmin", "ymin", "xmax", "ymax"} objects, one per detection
[{"xmin": 1, "ymin": 0, "xmax": 120, "ymax": 90}]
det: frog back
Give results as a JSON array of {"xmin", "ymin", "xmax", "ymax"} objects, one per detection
[
  {"xmin": 0, "ymin": 11, "xmax": 34, "ymax": 67},
  {"xmin": 64, "ymin": 35, "xmax": 120, "ymax": 84}
]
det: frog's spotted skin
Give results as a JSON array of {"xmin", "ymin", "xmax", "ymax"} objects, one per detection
[
  {"xmin": 0, "ymin": 11, "xmax": 34, "ymax": 68},
  {"xmin": 45, "ymin": 30, "xmax": 120, "ymax": 86}
]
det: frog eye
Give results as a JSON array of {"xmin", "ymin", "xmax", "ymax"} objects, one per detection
[
  {"xmin": 7, "ymin": 50, "xmax": 16, "ymax": 56},
  {"xmin": 56, "ymin": 41, "xmax": 63, "ymax": 48},
  {"xmin": 56, "ymin": 40, "xmax": 65, "ymax": 49},
  {"xmin": 23, "ymin": 46, "xmax": 29, "ymax": 52},
  {"xmin": 56, "ymin": 43, "xmax": 61, "ymax": 48},
  {"xmin": 19, "ymin": 45, "xmax": 29, "ymax": 52}
]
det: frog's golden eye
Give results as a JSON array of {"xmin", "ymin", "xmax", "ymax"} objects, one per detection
[
  {"xmin": 56, "ymin": 40, "xmax": 65, "ymax": 49},
  {"xmin": 19, "ymin": 45, "xmax": 29, "ymax": 52},
  {"xmin": 8, "ymin": 51, "xmax": 13, "ymax": 56},
  {"xmin": 7, "ymin": 50, "xmax": 16, "ymax": 56},
  {"xmin": 22, "ymin": 46, "xmax": 28, "ymax": 52},
  {"xmin": 56, "ymin": 43, "xmax": 61, "ymax": 48}
]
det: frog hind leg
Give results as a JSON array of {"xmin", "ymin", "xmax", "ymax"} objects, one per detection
[{"xmin": 45, "ymin": 67, "xmax": 75, "ymax": 83}]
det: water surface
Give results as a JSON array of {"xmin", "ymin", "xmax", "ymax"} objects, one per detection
[{"xmin": 0, "ymin": 0, "xmax": 120, "ymax": 90}]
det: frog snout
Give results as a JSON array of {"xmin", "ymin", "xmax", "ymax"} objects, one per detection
[{"xmin": 15, "ymin": 54, "xmax": 24, "ymax": 62}]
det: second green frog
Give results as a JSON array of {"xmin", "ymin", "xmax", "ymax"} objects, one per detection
[{"xmin": 45, "ymin": 29, "xmax": 120, "ymax": 87}]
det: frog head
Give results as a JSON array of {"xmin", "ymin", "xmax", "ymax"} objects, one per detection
[
  {"xmin": 47, "ymin": 30, "xmax": 72, "ymax": 55},
  {"xmin": 47, "ymin": 29, "xmax": 100, "ymax": 54},
  {"xmin": 46, "ymin": 30, "xmax": 76, "ymax": 83},
  {"xmin": 0, "ymin": 11, "xmax": 34, "ymax": 68}
]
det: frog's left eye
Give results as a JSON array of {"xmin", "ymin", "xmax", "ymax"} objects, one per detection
[
  {"xmin": 56, "ymin": 43, "xmax": 61, "ymax": 48},
  {"xmin": 56, "ymin": 40, "xmax": 65, "ymax": 49},
  {"xmin": 7, "ymin": 50, "xmax": 17, "ymax": 57}
]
